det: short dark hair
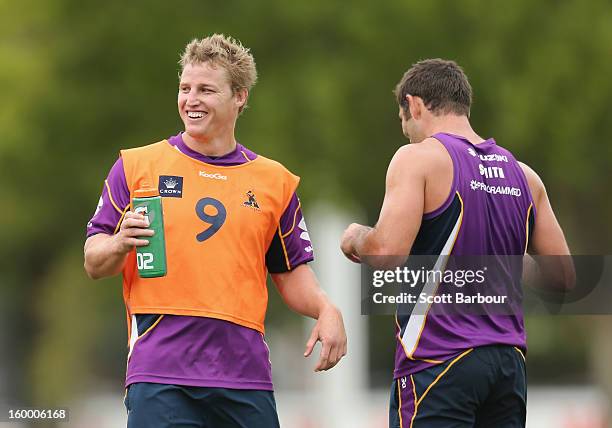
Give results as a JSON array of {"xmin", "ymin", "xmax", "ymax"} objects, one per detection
[{"xmin": 394, "ymin": 59, "xmax": 472, "ymax": 116}]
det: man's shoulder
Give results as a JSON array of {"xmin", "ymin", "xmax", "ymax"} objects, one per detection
[
  {"xmin": 394, "ymin": 139, "xmax": 452, "ymax": 168},
  {"xmin": 517, "ymin": 161, "xmax": 545, "ymax": 199},
  {"xmin": 235, "ymin": 144, "xmax": 290, "ymax": 172},
  {"xmin": 121, "ymin": 139, "xmax": 169, "ymax": 156},
  {"xmin": 252, "ymin": 153, "xmax": 297, "ymax": 177}
]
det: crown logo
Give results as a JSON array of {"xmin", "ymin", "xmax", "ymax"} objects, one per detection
[{"xmin": 164, "ymin": 178, "xmax": 178, "ymax": 189}]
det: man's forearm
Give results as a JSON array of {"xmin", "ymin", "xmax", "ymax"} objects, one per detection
[
  {"xmin": 288, "ymin": 286, "xmax": 331, "ymax": 320},
  {"xmin": 273, "ymin": 264, "xmax": 347, "ymax": 371},
  {"xmin": 271, "ymin": 264, "xmax": 334, "ymax": 319},
  {"xmin": 522, "ymin": 254, "xmax": 576, "ymax": 292},
  {"xmin": 346, "ymin": 224, "xmax": 407, "ymax": 268},
  {"xmin": 84, "ymin": 234, "xmax": 128, "ymax": 280},
  {"xmin": 84, "ymin": 211, "xmax": 154, "ymax": 280}
]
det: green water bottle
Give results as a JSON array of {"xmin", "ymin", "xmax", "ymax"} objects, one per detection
[{"xmin": 133, "ymin": 187, "xmax": 167, "ymax": 278}]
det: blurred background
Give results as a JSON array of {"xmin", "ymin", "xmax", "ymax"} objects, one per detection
[{"xmin": 1, "ymin": 0, "xmax": 611, "ymax": 426}]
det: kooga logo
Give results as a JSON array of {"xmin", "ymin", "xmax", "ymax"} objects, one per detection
[{"xmin": 199, "ymin": 170, "xmax": 228, "ymax": 181}]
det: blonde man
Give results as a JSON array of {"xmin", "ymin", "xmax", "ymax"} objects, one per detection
[{"xmin": 85, "ymin": 34, "xmax": 346, "ymax": 428}]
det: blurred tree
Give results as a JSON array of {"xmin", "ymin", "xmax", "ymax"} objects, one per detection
[{"xmin": 0, "ymin": 0, "xmax": 610, "ymax": 409}]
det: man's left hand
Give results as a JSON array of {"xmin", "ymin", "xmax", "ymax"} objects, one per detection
[{"xmin": 303, "ymin": 304, "xmax": 347, "ymax": 371}]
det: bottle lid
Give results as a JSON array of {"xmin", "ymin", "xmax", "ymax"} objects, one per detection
[{"xmin": 134, "ymin": 187, "xmax": 159, "ymax": 198}]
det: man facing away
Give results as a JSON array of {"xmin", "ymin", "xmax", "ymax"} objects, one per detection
[
  {"xmin": 84, "ymin": 34, "xmax": 346, "ymax": 428},
  {"xmin": 341, "ymin": 59, "xmax": 574, "ymax": 427}
]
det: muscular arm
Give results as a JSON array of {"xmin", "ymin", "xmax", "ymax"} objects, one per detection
[
  {"xmin": 520, "ymin": 162, "xmax": 575, "ymax": 291},
  {"xmin": 84, "ymin": 212, "xmax": 153, "ymax": 280},
  {"xmin": 271, "ymin": 264, "xmax": 347, "ymax": 371},
  {"xmin": 341, "ymin": 144, "xmax": 427, "ymax": 268}
]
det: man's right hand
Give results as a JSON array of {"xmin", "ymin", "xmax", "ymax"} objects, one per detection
[
  {"xmin": 113, "ymin": 211, "xmax": 155, "ymax": 254},
  {"xmin": 84, "ymin": 211, "xmax": 155, "ymax": 280}
]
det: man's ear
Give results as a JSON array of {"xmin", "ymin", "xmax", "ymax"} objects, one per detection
[
  {"xmin": 235, "ymin": 88, "xmax": 248, "ymax": 109},
  {"xmin": 406, "ymin": 94, "xmax": 423, "ymax": 120}
]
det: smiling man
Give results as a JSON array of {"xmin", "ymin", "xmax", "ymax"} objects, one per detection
[{"xmin": 84, "ymin": 34, "xmax": 346, "ymax": 428}]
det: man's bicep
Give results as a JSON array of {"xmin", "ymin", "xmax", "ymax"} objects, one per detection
[
  {"xmin": 520, "ymin": 162, "xmax": 570, "ymax": 256},
  {"xmin": 84, "ymin": 232, "xmax": 112, "ymax": 252},
  {"xmin": 86, "ymin": 157, "xmax": 131, "ymax": 238},
  {"xmin": 265, "ymin": 193, "xmax": 314, "ymax": 273},
  {"xmin": 374, "ymin": 148, "xmax": 425, "ymax": 255},
  {"xmin": 522, "ymin": 167, "xmax": 575, "ymax": 291},
  {"xmin": 528, "ymin": 190, "xmax": 570, "ymax": 256}
]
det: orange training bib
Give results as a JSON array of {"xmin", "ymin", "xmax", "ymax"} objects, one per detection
[{"xmin": 120, "ymin": 140, "xmax": 299, "ymax": 333}]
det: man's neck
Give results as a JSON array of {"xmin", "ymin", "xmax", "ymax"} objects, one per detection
[
  {"xmin": 182, "ymin": 132, "xmax": 237, "ymax": 157},
  {"xmin": 425, "ymin": 115, "xmax": 485, "ymax": 145}
]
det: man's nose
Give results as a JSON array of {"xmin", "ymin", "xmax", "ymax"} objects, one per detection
[{"xmin": 186, "ymin": 91, "xmax": 200, "ymax": 105}]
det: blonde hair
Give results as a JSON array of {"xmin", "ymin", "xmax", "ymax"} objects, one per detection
[{"xmin": 180, "ymin": 34, "xmax": 257, "ymax": 111}]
